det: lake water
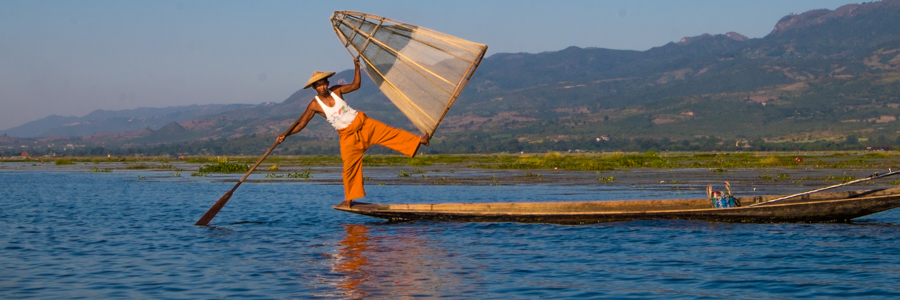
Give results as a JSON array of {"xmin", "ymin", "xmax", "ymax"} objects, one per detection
[{"xmin": 2, "ymin": 166, "xmax": 900, "ymax": 299}]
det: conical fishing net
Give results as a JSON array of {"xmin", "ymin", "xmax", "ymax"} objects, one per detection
[{"xmin": 331, "ymin": 11, "xmax": 488, "ymax": 137}]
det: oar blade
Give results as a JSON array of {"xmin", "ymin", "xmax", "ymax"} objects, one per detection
[{"xmin": 195, "ymin": 190, "xmax": 234, "ymax": 226}]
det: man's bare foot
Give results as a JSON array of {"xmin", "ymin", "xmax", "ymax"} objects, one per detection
[
  {"xmin": 335, "ymin": 200, "xmax": 352, "ymax": 208},
  {"xmin": 420, "ymin": 134, "xmax": 431, "ymax": 146}
]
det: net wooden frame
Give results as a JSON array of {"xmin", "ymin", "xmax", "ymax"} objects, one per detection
[{"xmin": 330, "ymin": 11, "xmax": 488, "ymax": 137}]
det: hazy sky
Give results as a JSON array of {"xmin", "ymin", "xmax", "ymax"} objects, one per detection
[{"xmin": 0, "ymin": 0, "xmax": 864, "ymax": 131}]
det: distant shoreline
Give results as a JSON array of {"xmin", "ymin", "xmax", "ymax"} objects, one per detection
[{"xmin": 3, "ymin": 152, "xmax": 900, "ymax": 193}]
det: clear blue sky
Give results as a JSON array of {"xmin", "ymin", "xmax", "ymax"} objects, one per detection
[{"xmin": 0, "ymin": 0, "xmax": 865, "ymax": 131}]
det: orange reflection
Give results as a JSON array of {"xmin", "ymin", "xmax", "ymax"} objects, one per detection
[
  {"xmin": 332, "ymin": 224, "xmax": 453, "ymax": 298},
  {"xmin": 335, "ymin": 224, "xmax": 371, "ymax": 296}
]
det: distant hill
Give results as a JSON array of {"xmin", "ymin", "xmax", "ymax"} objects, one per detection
[
  {"xmin": 1, "ymin": 104, "xmax": 256, "ymax": 138},
  {"xmin": 4, "ymin": 0, "xmax": 900, "ymax": 155}
]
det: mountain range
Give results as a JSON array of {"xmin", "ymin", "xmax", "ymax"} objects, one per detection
[
  {"xmin": 1, "ymin": 104, "xmax": 258, "ymax": 138},
  {"xmin": 3, "ymin": 0, "xmax": 900, "ymax": 155}
]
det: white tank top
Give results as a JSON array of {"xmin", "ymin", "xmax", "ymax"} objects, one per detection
[{"xmin": 315, "ymin": 92, "xmax": 358, "ymax": 130}]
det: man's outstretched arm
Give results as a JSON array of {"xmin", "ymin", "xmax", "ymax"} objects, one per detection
[{"xmin": 276, "ymin": 101, "xmax": 319, "ymax": 143}]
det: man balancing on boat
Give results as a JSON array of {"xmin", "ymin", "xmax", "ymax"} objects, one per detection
[{"xmin": 275, "ymin": 56, "xmax": 431, "ymax": 208}]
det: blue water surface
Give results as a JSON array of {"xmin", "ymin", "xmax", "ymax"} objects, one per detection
[{"xmin": 2, "ymin": 169, "xmax": 900, "ymax": 299}]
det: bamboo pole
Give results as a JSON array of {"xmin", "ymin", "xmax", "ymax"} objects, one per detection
[{"xmin": 749, "ymin": 169, "xmax": 900, "ymax": 207}]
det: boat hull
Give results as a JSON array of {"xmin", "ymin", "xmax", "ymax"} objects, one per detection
[{"xmin": 333, "ymin": 188, "xmax": 900, "ymax": 224}]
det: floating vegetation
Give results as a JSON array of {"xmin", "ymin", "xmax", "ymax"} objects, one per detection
[
  {"xmin": 265, "ymin": 169, "xmax": 313, "ymax": 179},
  {"xmin": 125, "ymin": 163, "xmax": 173, "ymax": 170},
  {"xmin": 15, "ymin": 152, "xmax": 900, "ymax": 176},
  {"xmin": 289, "ymin": 169, "xmax": 313, "ymax": 179},
  {"xmin": 863, "ymin": 153, "xmax": 890, "ymax": 159},
  {"xmin": 398, "ymin": 170, "xmax": 411, "ymax": 178},
  {"xmin": 187, "ymin": 157, "xmax": 219, "ymax": 163},
  {"xmin": 198, "ymin": 162, "xmax": 249, "ymax": 173},
  {"xmin": 524, "ymin": 172, "xmax": 543, "ymax": 180},
  {"xmin": 432, "ymin": 177, "xmax": 460, "ymax": 185},
  {"xmin": 825, "ymin": 174, "xmax": 857, "ymax": 183},
  {"xmin": 598, "ymin": 176, "xmax": 616, "ymax": 182},
  {"xmin": 710, "ymin": 168, "xmax": 727, "ymax": 173},
  {"xmin": 191, "ymin": 171, "xmax": 209, "ymax": 177},
  {"xmin": 777, "ymin": 173, "xmax": 791, "ymax": 180},
  {"xmin": 173, "ymin": 170, "xmax": 181, "ymax": 177},
  {"xmin": 91, "ymin": 167, "xmax": 112, "ymax": 173}
]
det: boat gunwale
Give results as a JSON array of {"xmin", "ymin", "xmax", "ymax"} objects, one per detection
[
  {"xmin": 339, "ymin": 192, "xmax": 899, "ymax": 214},
  {"xmin": 333, "ymin": 187, "xmax": 900, "ymax": 223}
]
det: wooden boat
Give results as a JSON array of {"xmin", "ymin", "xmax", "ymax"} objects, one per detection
[{"xmin": 333, "ymin": 187, "xmax": 900, "ymax": 224}]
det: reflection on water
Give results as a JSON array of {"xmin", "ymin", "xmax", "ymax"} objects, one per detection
[
  {"xmin": 334, "ymin": 224, "xmax": 371, "ymax": 297},
  {"xmin": 332, "ymin": 224, "xmax": 455, "ymax": 298}
]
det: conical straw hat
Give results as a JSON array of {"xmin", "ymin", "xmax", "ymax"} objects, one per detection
[{"xmin": 303, "ymin": 71, "xmax": 335, "ymax": 89}]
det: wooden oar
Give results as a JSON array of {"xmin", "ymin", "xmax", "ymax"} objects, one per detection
[
  {"xmin": 748, "ymin": 169, "xmax": 900, "ymax": 207},
  {"xmin": 194, "ymin": 115, "xmax": 304, "ymax": 226}
]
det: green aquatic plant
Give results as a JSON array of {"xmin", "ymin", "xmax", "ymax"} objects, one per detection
[
  {"xmin": 524, "ymin": 172, "xmax": 542, "ymax": 180},
  {"xmin": 126, "ymin": 163, "xmax": 149, "ymax": 169},
  {"xmin": 126, "ymin": 163, "xmax": 173, "ymax": 170},
  {"xmin": 863, "ymin": 153, "xmax": 890, "ymax": 159},
  {"xmin": 198, "ymin": 162, "xmax": 249, "ymax": 173},
  {"xmin": 431, "ymin": 177, "xmax": 460, "ymax": 185},
  {"xmin": 55, "ymin": 159, "xmax": 73, "ymax": 166},
  {"xmin": 187, "ymin": 157, "xmax": 218, "ymax": 163},
  {"xmin": 287, "ymin": 169, "xmax": 313, "ymax": 179}
]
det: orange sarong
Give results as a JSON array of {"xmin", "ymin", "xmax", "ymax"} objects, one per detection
[{"xmin": 337, "ymin": 112, "xmax": 421, "ymax": 201}]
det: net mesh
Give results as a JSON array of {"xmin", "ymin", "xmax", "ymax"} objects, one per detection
[{"xmin": 331, "ymin": 11, "xmax": 488, "ymax": 137}]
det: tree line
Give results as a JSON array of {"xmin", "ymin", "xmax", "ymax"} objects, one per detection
[{"xmin": 3, "ymin": 134, "xmax": 893, "ymax": 157}]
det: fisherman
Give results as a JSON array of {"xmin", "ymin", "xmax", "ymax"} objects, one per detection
[{"xmin": 276, "ymin": 56, "xmax": 430, "ymax": 208}]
